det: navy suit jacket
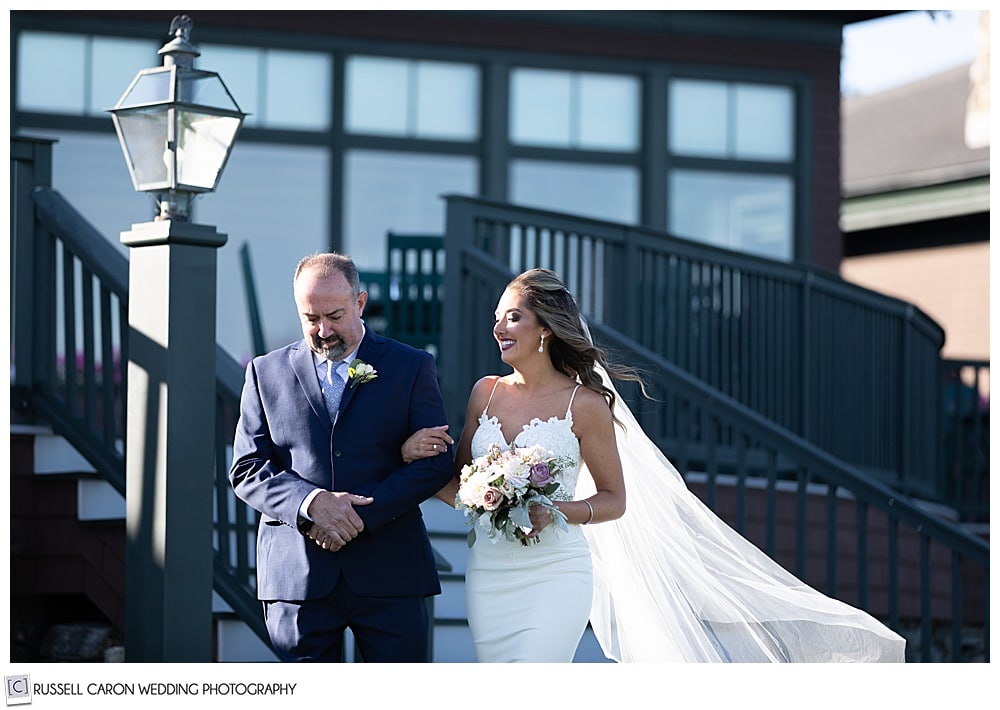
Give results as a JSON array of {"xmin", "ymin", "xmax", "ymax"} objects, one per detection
[{"xmin": 229, "ymin": 326, "xmax": 454, "ymax": 601}]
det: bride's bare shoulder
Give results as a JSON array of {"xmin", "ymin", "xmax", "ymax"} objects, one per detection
[
  {"xmin": 466, "ymin": 375, "xmax": 503, "ymax": 414},
  {"xmin": 571, "ymin": 384, "xmax": 612, "ymax": 419},
  {"xmin": 472, "ymin": 375, "xmax": 503, "ymax": 396}
]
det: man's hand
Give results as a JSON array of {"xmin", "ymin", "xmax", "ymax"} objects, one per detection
[
  {"xmin": 305, "ymin": 491, "xmax": 373, "ymax": 551},
  {"xmin": 401, "ymin": 425, "xmax": 453, "ymax": 464}
]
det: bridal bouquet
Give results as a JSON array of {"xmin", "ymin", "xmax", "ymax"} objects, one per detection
[{"xmin": 456, "ymin": 443, "xmax": 571, "ymax": 547}]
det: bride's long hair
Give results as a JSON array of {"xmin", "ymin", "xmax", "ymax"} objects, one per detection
[{"xmin": 506, "ymin": 268, "xmax": 647, "ymax": 421}]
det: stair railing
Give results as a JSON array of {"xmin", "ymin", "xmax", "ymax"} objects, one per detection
[
  {"xmin": 442, "ymin": 194, "xmax": 947, "ymax": 502},
  {"xmin": 443, "ymin": 244, "xmax": 988, "ymax": 661},
  {"xmin": 11, "ymin": 137, "xmax": 268, "ymax": 647}
]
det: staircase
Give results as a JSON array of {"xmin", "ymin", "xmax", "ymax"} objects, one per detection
[{"xmin": 9, "ymin": 426, "xmax": 277, "ymax": 662}]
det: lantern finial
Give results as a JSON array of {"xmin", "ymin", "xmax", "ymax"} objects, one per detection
[{"xmin": 159, "ymin": 14, "xmax": 199, "ymax": 69}]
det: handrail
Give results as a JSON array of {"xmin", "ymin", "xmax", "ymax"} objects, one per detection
[
  {"xmin": 15, "ymin": 180, "xmax": 269, "ymax": 650},
  {"xmin": 590, "ymin": 319, "xmax": 989, "ymax": 663},
  {"xmin": 443, "ymin": 242, "xmax": 989, "ymax": 661},
  {"xmin": 442, "ymin": 194, "xmax": 948, "ymax": 501}
]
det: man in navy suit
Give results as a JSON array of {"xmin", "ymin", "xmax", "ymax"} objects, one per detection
[{"xmin": 230, "ymin": 252, "xmax": 454, "ymax": 662}]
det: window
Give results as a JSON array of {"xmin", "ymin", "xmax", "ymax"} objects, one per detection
[
  {"xmin": 510, "ymin": 68, "xmax": 639, "ymax": 151},
  {"xmin": 669, "ymin": 169, "xmax": 794, "ymax": 261},
  {"xmin": 669, "ymin": 79, "xmax": 794, "ymax": 162},
  {"xmin": 345, "ymin": 56, "xmax": 479, "ymax": 140},
  {"xmin": 668, "ymin": 78, "xmax": 797, "ymax": 260}
]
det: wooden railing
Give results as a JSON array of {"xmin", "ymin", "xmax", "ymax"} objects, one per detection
[
  {"xmin": 11, "ymin": 137, "xmax": 267, "ymax": 647},
  {"xmin": 441, "ymin": 241, "xmax": 989, "ymax": 662},
  {"xmin": 442, "ymin": 194, "xmax": 947, "ymax": 501}
]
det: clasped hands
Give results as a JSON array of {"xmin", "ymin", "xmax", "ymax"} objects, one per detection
[{"xmin": 304, "ymin": 490, "xmax": 373, "ymax": 552}]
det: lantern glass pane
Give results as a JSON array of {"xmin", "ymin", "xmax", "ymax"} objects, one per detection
[
  {"xmin": 176, "ymin": 109, "xmax": 242, "ymax": 190},
  {"xmin": 119, "ymin": 70, "xmax": 172, "ymax": 108},
  {"xmin": 114, "ymin": 107, "xmax": 169, "ymax": 189},
  {"xmin": 177, "ymin": 70, "xmax": 242, "ymax": 113}
]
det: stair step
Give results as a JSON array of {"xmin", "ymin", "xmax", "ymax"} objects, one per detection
[
  {"xmin": 214, "ymin": 617, "xmax": 278, "ymax": 662},
  {"xmin": 77, "ymin": 478, "xmax": 125, "ymax": 521},
  {"xmin": 31, "ymin": 428, "xmax": 97, "ymax": 475},
  {"xmin": 421, "ymin": 498, "xmax": 467, "ymax": 534},
  {"xmin": 429, "ymin": 535, "xmax": 471, "ymax": 576},
  {"xmin": 434, "ymin": 575, "xmax": 468, "ymax": 620}
]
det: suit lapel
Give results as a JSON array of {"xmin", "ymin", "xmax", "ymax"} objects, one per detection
[
  {"xmin": 338, "ymin": 325, "xmax": 385, "ymax": 419},
  {"xmin": 290, "ymin": 341, "xmax": 330, "ymax": 428}
]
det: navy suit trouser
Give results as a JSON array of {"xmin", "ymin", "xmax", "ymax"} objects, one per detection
[{"xmin": 263, "ymin": 577, "xmax": 430, "ymax": 662}]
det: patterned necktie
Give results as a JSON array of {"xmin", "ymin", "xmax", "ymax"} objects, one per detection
[{"xmin": 321, "ymin": 360, "xmax": 345, "ymax": 423}]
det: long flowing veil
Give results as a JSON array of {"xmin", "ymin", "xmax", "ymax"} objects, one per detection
[{"xmin": 575, "ymin": 322, "xmax": 906, "ymax": 662}]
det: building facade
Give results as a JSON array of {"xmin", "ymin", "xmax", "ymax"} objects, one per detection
[{"xmin": 11, "ymin": 9, "xmax": 889, "ymax": 362}]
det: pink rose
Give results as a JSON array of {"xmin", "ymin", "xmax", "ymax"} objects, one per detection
[
  {"xmin": 482, "ymin": 487, "xmax": 504, "ymax": 511},
  {"xmin": 529, "ymin": 462, "xmax": 552, "ymax": 486}
]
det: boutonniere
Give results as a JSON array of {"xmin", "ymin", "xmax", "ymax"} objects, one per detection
[{"xmin": 347, "ymin": 359, "xmax": 378, "ymax": 388}]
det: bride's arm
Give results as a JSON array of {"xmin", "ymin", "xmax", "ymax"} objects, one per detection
[
  {"xmin": 430, "ymin": 376, "xmax": 494, "ymax": 506},
  {"xmin": 565, "ymin": 388, "xmax": 626, "ymax": 525}
]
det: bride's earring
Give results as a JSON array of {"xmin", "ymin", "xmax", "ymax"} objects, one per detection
[{"xmin": 538, "ymin": 333, "xmax": 546, "ymax": 353}]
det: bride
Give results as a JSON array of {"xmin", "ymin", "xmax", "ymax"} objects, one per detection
[{"xmin": 405, "ymin": 268, "xmax": 906, "ymax": 663}]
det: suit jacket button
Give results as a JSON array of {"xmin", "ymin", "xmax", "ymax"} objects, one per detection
[{"xmin": 334, "ymin": 450, "xmax": 342, "ymax": 457}]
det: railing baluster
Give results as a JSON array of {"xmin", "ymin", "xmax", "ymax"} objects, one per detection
[
  {"xmin": 796, "ymin": 466, "xmax": 807, "ymax": 580},
  {"xmin": 857, "ymin": 500, "xmax": 869, "ymax": 610},
  {"xmin": 827, "ymin": 484, "xmax": 838, "ymax": 596},
  {"xmin": 765, "ymin": 448, "xmax": 777, "ymax": 557},
  {"xmin": 735, "ymin": 433, "xmax": 748, "ymax": 534},
  {"xmin": 82, "ymin": 265, "xmax": 97, "ymax": 431},
  {"xmin": 888, "ymin": 515, "xmax": 899, "ymax": 631},
  {"xmin": 61, "ymin": 244, "xmax": 78, "ymax": 416},
  {"xmin": 920, "ymin": 534, "xmax": 932, "ymax": 662},
  {"xmin": 952, "ymin": 550, "xmax": 963, "ymax": 661},
  {"xmin": 100, "ymin": 287, "xmax": 117, "ymax": 447}
]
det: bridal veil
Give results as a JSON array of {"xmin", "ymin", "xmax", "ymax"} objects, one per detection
[{"xmin": 574, "ymin": 342, "xmax": 906, "ymax": 662}]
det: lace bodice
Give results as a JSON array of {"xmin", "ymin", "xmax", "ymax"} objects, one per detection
[{"xmin": 470, "ymin": 383, "xmax": 582, "ymax": 502}]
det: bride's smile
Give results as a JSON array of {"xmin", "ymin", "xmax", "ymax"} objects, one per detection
[{"xmin": 493, "ymin": 288, "xmax": 549, "ymax": 365}]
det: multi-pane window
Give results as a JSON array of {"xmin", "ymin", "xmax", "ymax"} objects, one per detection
[
  {"xmin": 668, "ymin": 78, "xmax": 796, "ymax": 260},
  {"xmin": 508, "ymin": 68, "xmax": 640, "ymax": 224},
  {"xmin": 669, "ymin": 170, "xmax": 794, "ymax": 261},
  {"xmin": 345, "ymin": 56, "xmax": 480, "ymax": 140},
  {"xmin": 509, "ymin": 68, "xmax": 639, "ymax": 150},
  {"xmin": 669, "ymin": 79, "xmax": 793, "ymax": 161}
]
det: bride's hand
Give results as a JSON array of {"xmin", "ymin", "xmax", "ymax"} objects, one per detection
[
  {"xmin": 401, "ymin": 425, "xmax": 453, "ymax": 463},
  {"xmin": 527, "ymin": 504, "xmax": 553, "ymax": 536}
]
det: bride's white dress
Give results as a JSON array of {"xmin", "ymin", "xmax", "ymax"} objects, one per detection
[
  {"xmin": 465, "ymin": 384, "xmax": 592, "ymax": 662},
  {"xmin": 464, "ymin": 367, "xmax": 906, "ymax": 663}
]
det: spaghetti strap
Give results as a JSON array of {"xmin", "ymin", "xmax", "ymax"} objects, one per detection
[
  {"xmin": 482, "ymin": 377, "xmax": 502, "ymax": 416},
  {"xmin": 566, "ymin": 384, "xmax": 581, "ymax": 418}
]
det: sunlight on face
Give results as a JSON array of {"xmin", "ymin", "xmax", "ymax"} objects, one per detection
[{"xmin": 493, "ymin": 287, "xmax": 545, "ymax": 364}]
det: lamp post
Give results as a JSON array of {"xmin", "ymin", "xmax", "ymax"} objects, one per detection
[{"xmin": 108, "ymin": 15, "xmax": 244, "ymax": 662}]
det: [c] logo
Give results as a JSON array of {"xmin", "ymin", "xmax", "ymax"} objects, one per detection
[{"xmin": 5, "ymin": 676, "xmax": 31, "ymax": 706}]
